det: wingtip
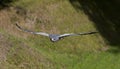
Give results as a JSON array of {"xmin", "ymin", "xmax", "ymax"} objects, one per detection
[
  {"xmin": 15, "ymin": 22, "xmax": 23, "ymax": 30},
  {"xmin": 93, "ymin": 31, "xmax": 98, "ymax": 33},
  {"xmin": 15, "ymin": 22, "xmax": 20, "ymax": 28},
  {"xmin": 15, "ymin": 22, "xmax": 19, "ymax": 26},
  {"xmin": 90, "ymin": 31, "xmax": 99, "ymax": 34}
]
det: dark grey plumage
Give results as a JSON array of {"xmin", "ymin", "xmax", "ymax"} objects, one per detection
[{"xmin": 15, "ymin": 23, "xmax": 98, "ymax": 42}]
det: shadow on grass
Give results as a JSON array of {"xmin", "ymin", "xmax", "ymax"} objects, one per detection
[
  {"xmin": 0, "ymin": 0, "xmax": 16, "ymax": 10},
  {"xmin": 69, "ymin": 0, "xmax": 120, "ymax": 47}
]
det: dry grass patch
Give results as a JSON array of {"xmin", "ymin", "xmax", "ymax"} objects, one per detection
[{"xmin": 0, "ymin": 33, "xmax": 12, "ymax": 63}]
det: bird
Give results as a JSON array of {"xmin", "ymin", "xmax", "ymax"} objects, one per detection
[{"xmin": 15, "ymin": 23, "xmax": 98, "ymax": 42}]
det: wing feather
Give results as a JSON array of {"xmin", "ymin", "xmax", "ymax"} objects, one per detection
[
  {"xmin": 59, "ymin": 32, "xmax": 98, "ymax": 37},
  {"xmin": 15, "ymin": 23, "xmax": 49, "ymax": 37}
]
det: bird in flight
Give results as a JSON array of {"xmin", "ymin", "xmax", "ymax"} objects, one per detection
[{"xmin": 15, "ymin": 23, "xmax": 98, "ymax": 42}]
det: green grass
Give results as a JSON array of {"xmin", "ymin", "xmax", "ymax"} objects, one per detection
[{"xmin": 0, "ymin": 0, "xmax": 120, "ymax": 69}]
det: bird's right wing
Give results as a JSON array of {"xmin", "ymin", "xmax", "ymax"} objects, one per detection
[
  {"xmin": 59, "ymin": 31, "xmax": 98, "ymax": 38},
  {"xmin": 15, "ymin": 23, "xmax": 49, "ymax": 37}
]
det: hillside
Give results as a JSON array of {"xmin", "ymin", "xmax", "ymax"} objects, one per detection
[{"xmin": 0, "ymin": 0, "xmax": 120, "ymax": 69}]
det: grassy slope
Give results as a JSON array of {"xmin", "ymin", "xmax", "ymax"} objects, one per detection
[{"xmin": 0, "ymin": 0, "xmax": 120, "ymax": 69}]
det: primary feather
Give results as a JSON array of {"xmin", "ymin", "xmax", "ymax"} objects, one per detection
[
  {"xmin": 59, "ymin": 31, "xmax": 98, "ymax": 37},
  {"xmin": 15, "ymin": 23, "xmax": 49, "ymax": 36}
]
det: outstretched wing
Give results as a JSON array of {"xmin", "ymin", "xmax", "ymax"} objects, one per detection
[
  {"xmin": 59, "ymin": 31, "xmax": 98, "ymax": 38},
  {"xmin": 15, "ymin": 23, "xmax": 49, "ymax": 37}
]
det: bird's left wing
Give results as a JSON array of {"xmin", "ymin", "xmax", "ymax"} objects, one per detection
[
  {"xmin": 59, "ymin": 31, "xmax": 98, "ymax": 38},
  {"xmin": 15, "ymin": 23, "xmax": 49, "ymax": 37}
]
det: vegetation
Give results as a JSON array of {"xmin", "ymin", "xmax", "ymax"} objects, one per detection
[{"xmin": 0, "ymin": 0, "xmax": 120, "ymax": 69}]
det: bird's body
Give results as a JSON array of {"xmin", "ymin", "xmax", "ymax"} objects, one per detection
[
  {"xmin": 49, "ymin": 34, "xmax": 60, "ymax": 42},
  {"xmin": 15, "ymin": 23, "xmax": 98, "ymax": 42}
]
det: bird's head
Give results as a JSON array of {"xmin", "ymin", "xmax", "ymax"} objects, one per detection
[
  {"xmin": 49, "ymin": 34, "xmax": 60, "ymax": 42},
  {"xmin": 50, "ymin": 38, "xmax": 59, "ymax": 42}
]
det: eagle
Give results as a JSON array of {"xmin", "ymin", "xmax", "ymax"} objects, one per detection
[{"xmin": 16, "ymin": 23, "xmax": 98, "ymax": 42}]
